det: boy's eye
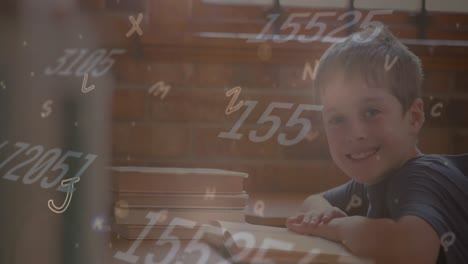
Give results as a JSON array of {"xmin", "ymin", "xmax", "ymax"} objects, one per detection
[
  {"xmin": 328, "ymin": 115, "xmax": 345, "ymax": 126},
  {"xmin": 364, "ymin": 108, "xmax": 381, "ymax": 119}
]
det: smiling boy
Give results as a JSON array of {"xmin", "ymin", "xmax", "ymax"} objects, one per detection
[{"xmin": 286, "ymin": 27, "xmax": 468, "ymax": 264}]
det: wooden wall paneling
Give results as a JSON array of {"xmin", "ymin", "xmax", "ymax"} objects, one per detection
[
  {"xmin": 104, "ymin": 0, "xmax": 145, "ymax": 12},
  {"xmin": 87, "ymin": 13, "xmax": 134, "ymax": 48},
  {"xmin": 108, "ymin": 0, "xmax": 468, "ymax": 195},
  {"xmin": 112, "ymin": 87, "xmax": 148, "ymax": 122},
  {"xmin": 423, "ymin": 70, "xmax": 451, "ymax": 93},
  {"xmin": 453, "ymin": 129, "xmax": 468, "ymax": 154},
  {"xmin": 323, "ymin": 162, "xmax": 350, "ymax": 190},
  {"xmin": 146, "ymin": 0, "xmax": 192, "ymax": 38},
  {"xmin": 354, "ymin": 0, "xmax": 421, "ymax": 11},
  {"xmin": 419, "ymin": 128, "xmax": 454, "ymax": 154},
  {"xmin": 428, "ymin": 12, "xmax": 468, "ymax": 41},
  {"xmin": 453, "ymin": 71, "xmax": 468, "ymax": 92},
  {"xmin": 449, "ymin": 99, "xmax": 468, "ymax": 127},
  {"xmin": 426, "ymin": 0, "xmax": 468, "ymax": 13},
  {"xmin": 79, "ymin": 0, "xmax": 106, "ymax": 10},
  {"xmin": 112, "ymin": 123, "xmax": 191, "ymax": 159}
]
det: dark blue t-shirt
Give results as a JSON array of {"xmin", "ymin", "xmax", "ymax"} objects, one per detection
[{"xmin": 322, "ymin": 154, "xmax": 468, "ymax": 264}]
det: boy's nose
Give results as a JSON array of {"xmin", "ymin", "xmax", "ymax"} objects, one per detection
[{"xmin": 345, "ymin": 121, "xmax": 368, "ymax": 143}]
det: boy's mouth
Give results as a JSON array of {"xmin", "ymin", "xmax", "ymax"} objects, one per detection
[{"xmin": 346, "ymin": 147, "xmax": 380, "ymax": 161}]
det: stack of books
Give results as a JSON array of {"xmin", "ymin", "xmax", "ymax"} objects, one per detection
[{"xmin": 110, "ymin": 167, "xmax": 248, "ymax": 239}]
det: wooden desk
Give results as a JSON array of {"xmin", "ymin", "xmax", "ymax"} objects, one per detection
[
  {"xmin": 107, "ymin": 233, "xmax": 229, "ymax": 264},
  {"xmin": 106, "ymin": 193, "xmax": 373, "ymax": 263},
  {"xmin": 107, "ymin": 232, "xmax": 372, "ymax": 264}
]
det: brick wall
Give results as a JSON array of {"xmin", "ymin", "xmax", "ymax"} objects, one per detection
[{"xmin": 108, "ymin": 1, "xmax": 468, "ymax": 194}]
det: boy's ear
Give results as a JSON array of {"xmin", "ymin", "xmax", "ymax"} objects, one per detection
[{"xmin": 407, "ymin": 98, "xmax": 425, "ymax": 134}]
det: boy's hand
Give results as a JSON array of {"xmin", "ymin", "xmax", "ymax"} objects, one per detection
[{"xmin": 286, "ymin": 207, "xmax": 348, "ymax": 230}]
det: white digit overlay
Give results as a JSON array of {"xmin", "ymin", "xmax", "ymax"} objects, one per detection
[
  {"xmin": 298, "ymin": 248, "xmax": 322, "ymax": 264},
  {"xmin": 0, "ymin": 142, "xmax": 30, "ymax": 171},
  {"xmin": 91, "ymin": 49, "xmax": 126, "ymax": 77},
  {"xmin": 3, "ymin": 145, "xmax": 43, "ymax": 181},
  {"xmin": 247, "ymin": 14, "xmax": 280, "ymax": 43},
  {"xmin": 251, "ymin": 238, "xmax": 294, "ymax": 264},
  {"xmin": 75, "ymin": 49, "xmax": 106, "ymax": 76},
  {"xmin": 58, "ymin": 153, "xmax": 97, "ymax": 192},
  {"xmin": 217, "ymin": 232, "xmax": 256, "ymax": 263},
  {"xmin": 218, "ymin": 100, "xmax": 258, "ymax": 140},
  {"xmin": 274, "ymin": 13, "xmax": 311, "ymax": 43},
  {"xmin": 183, "ymin": 225, "xmax": 218, "ymax": 264},
  {"xmin": 41, "ymin": 150, "xmax": 82, "ymax": 189},
  {"xmin": 0, "ymin": 140, "xmax": 8, "ymax": 151},
  {"xmin": 145, "ymin": 217, "xmax": 197, "ymax": 264},
  {"xmin": 23, "ymin": 148, "xmax": 62, "ymax": 184},
  {"xmin": 298, "ymin": 12, "xmax": 337, "ymax": 43},
  {"xmin": 44, "ymin": 49, "xmax": 78, "ymax": 75},
  {"xmin": 278, "ymin": 104, "xmax": 322, "ymax": 146},
  {"xmin": 114, "ymin": 212, "xmax": 162, "ymax": 263},
  {"xmin": 352, "ymin": 10, "xmax": 394, "ymax": 43},
  {"xmin": 249, "ymin": 102, "xmax": 293, "ymax": 143},
  {"xmin": 58, "ymin": 49, "xmax": 88, "ymax": 76}
]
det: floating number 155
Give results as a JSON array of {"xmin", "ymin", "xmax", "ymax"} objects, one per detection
[{"xmin": 218, "ymin": 100, "xmax": 322, "ymax": 146}]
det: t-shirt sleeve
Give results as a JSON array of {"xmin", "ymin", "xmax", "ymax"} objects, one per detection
[
  {"xmin": 322, "ymin": 180, "xmax": 368, "ymax": 216},
  {"xmin": 386, "ymin": 162, "xmax": 454, "ymax": 236},
  {"xmin": 386, "ymin": 156, "xmax": 468, "ymax": 263}
]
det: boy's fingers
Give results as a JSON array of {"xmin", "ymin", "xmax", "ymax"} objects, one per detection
[
  {"xmin": 286, "ymin": 214, "xmax": 303, "ymax": 224},
  {"xmin": 296, "ymin": 214, "xmax": 306, "ymax": 221},
  {"xmin": 322, "ymin": 209, "xmax": 348, "ymax": 224},
  {"xmin": 288, "ymin": 223, "xmax": 320, "ymax": 236},
  {"xmin": 287, "ymin": 223, "xmax": 308, "ymax": 235},
  {"xmin": 310, "ymin": 213, "xmax": 323, "ymax": 227},
  {"xmin": 301, "ymin": 214, "xmax": 312, "ymax": 225},
  {"xmin": 322, "ymin": 214, "xmax": 333, "ymax": 224},
  {"xmin": 304, "ymin": 213, "xmax": 320, "ymax": 225}
]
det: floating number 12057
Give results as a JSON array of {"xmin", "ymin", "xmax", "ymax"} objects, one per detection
[{"xmin": 218, "ymin": 100, "xmax": 322, "ymax": 146}]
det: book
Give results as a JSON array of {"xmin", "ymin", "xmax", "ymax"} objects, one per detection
[
  {"xmin": 110, "ymin": 167, "xmax": 248, "ymax": 194},
  {"xmin": 202, "ymin": 221, "xmax": 375, "ymax": 264},
  {"xmin": 112, "ymin": 223, "xmax": 208, "ymax": 240},
  {"xmin": 243, "ymin": 192, "xmax": 309, "ymax": 227},
  {"xmin": 114, "ymin": 207, "xmax": 245, "ymax": 225},
  {"xmin": 112, "ymin": 192, "xmax": 248, "ymax": 209}
]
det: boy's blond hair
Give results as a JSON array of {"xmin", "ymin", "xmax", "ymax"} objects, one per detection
[{"xmin": 314, "ymin": 27, "xmax": 423, "ymax": 113}]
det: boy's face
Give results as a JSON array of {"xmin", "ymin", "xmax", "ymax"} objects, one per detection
[{"xmin": 321, "ymin": 73, "xmax": 424, "ymax": 184}]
